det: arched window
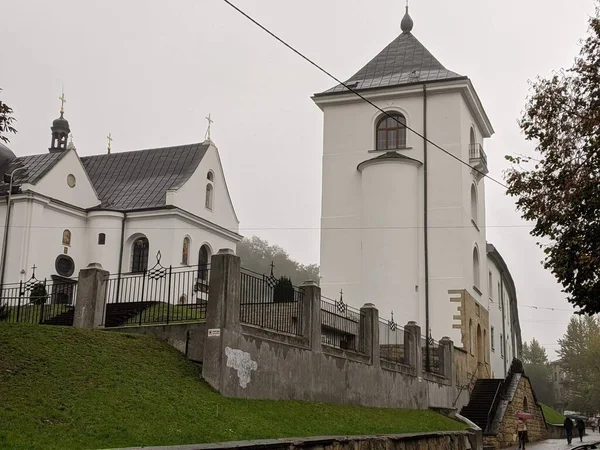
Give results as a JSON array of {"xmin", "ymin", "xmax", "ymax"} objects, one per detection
[
  {"xmin": 471, "ymin": 184, "xmax": 478, "ymax": 225},
  {"xmin": 473, "ymin": 246, "xmax": 480, "ymax": 290},
  {"xmin": 376, "ymin": 113, "xmax": 407, "ymax": 150},
  {"xmin": 523, "ymin": 396, "xmax": 529, "ymax": 412},
  {"xmin": 483, "ymin": 329, "xmax": 487, "ymax": 363},
  {"xmin": 469, "ymin": 319, "xmax": 474, "ymax": 355},
  {"xmin": 207, "ymin": 171, "xmax": 214, "ymax": 182},
  {"xmin": 205, "ymin": 184, "xmax": 214, "ymax": 210},
  {"xmin": 98, "ymin": 233, "xmax": 106, "ymax": 245},
  {"xmin": 477, "ymin": 324, "xmax": 483, "ymax": 363},
  {"xmin": 198, "ymin": 245, "xmax": 211, "ymax": 281},
  {"xmin": 62, "ymin": 229, "xmax": 71, "ymax": 246},
  {"xmin": 131, "ymin": 237, "xmax": 149, "ymax": 273},
  {"xmin": 470, "ymin": 127, "xmax": 476, "ymax": 146},
  {"xmin": 182, "ymin": 236, "xmax": 190, "ymax": 265}
]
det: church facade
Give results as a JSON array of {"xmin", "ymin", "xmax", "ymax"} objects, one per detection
[
  {"xmin": 313, "ymin": 7, "xmax": 521, "ymax": 378},
  {"xmin": 0, "ymin": 107, "xmax": 241, "ymax": 295}
]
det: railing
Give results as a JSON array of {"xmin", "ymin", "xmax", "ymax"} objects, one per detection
[
  {"xmin": 469, "ymin": 143, "xmax": 488, "ymax": 168},
  {"xmin": 486, "ymin": 380, "xmax": 504, "ymax": 433},
  {"xmin": 321, "ymin": 295, "xmax": 365, "ymax": 353},
  {"xmin": 239, "ymin": 267, "xmax": 304, "ymax": 336},
  {"xmin": 379, "ymin": 314, "xmax": 405, "ymax": 364},
  {"xmin": 422, "ymin": 334, "xmax": 443, "ymax": 375},
  {"xmin": 103, "ymin": 252, "xmax": 209, "ymax": 327},
  {"xmin": 0, "ymin": 274, "xmax": 78, "ymax": 326}
]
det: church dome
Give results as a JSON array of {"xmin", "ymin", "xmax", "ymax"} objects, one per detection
[
  {"xmin": 52, "ymin": 115, "xmax": 70, "ymax": 131},
  {"xmin": 401, "ymin": 7, "xmax": 414, "ymax": 33},
  {"xmin": 0, "ymin": 142, "xmax": 16, "ymax": 168}
]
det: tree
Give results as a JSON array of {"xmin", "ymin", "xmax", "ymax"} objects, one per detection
[
  {"xmin": 237, "ymin": 236, "xmax": 319, "ymax": 287},
  {"xmin": 273, "ymin": 276, "xmax": 294, "ymax": 303},
  {"xmin": 0, "ymin": 88, "xmax": 17, "ymax": 144},
  {"xmin": 557, "ymin": 316, "xmax": 600, "ymax": 415},
  {"xmin": 505, "ymin": 4, "xmax": 600, "ymax": 314},
  {"xmin": 521, "ymin": 338, "xmax": 553, "ymax": 406},
  {"xmin": 29, "ymin": 283, "xmax": 48, "ymax": 306}
]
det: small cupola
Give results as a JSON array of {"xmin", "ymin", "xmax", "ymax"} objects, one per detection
[{"xmin": 49, "ymin": 91, "xmax": 70, "ymax": 153}]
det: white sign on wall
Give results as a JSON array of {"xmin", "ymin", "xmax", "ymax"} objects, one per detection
[{"xmin": 208, "ymin": 328, "xmax": 221, "ymax": 337}]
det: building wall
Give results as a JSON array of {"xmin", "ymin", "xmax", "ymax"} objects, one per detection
[{"xmin": 316, "ymin": 83, "xmax": 490, "ymax": 345}]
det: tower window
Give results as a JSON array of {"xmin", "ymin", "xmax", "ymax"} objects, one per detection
[
  {"xmin": 376, "ymin": 113, "xmax": 407, "ymax": 150},
  {"xmin": 198, "ymin": 245, "xmax": 211, "ymax": 281},
  {"xmin": 473, "ymin": 246, "xmax": 480, "ymax": 290},
  {"xmin": 471, "ymin": 184, "xmax": 478, "ymax": 226},
  {"xmin": 98, "ymin": 233, "xmax": 106, "ymax": 245},
  {"xmin": 205, "ymin": 184, "xmax": 214, "ymax": 210},
  {"xmin": 182, "ymin": 236, "xmax": 191, "ymax": 265},
  {"xmin": 207, "ymin": 171, "xmax": 214, "ymax": 182},
  {"xmin": 131, "ymin": 237, "xmax": 149, "ymax": 273}
]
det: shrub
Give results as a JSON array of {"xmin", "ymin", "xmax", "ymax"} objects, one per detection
[
  {"xmin": 273, "ymin": 276, "xmax": 295, "ymax": 303},
  {"xmin": 30, "ymin": 283, "xmax": 48, "ymax": 305},
  {"xmin": 0, "ymin": 302, "xmax": 8, "ymax": 321}
]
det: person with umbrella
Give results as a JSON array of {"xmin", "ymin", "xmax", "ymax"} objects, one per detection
[
  {"xmin": 576, "ymin": 418, "xmax": 586, "ymax": 442},
  {"xmin": 515, "ymin": 411, "xmax": 532, "ymax": 449},
  {"xmin": 564, "ymin": 416, "xmax": 574, "ymax": 444}
]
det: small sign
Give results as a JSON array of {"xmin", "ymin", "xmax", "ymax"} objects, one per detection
[{"xmin": 208, "ymin": 328, "xmax": 221, "ymax": 337}]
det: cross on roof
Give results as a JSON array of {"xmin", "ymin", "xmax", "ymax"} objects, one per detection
[
  {"xmin": 31, "ymin": 264, "xmax": 37, "ymax": 277},
  {"xmin": 107, "ymin": 133, "xmax": 113, "ymax": 154},
  {"xmin": 205, "ymin": 114, "xmax": 214, "ymax": 141},
  {"xmin": 59, "ymin": 89, "xmax": 66, "ymax": 115}
]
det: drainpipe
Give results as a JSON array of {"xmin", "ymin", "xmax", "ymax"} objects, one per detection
[
  {"xmin": 423, "ymin": 84, "xmax": 430, "ymax": 370},
  {"xmin": 500, "ymin": 271, "xmax": 507, "ymax": 377},
  {"xmin": 0, "ymin": 167, "xmax": 26, "ymax": 291},
  {"xmin": 115, "ymin": 212, "xmax": 127, "ymax": 303}
]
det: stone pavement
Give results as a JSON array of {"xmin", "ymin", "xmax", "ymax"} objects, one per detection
[{"xmin": 505, "ymin": 431, "xmax": 600, "ymax": 449}]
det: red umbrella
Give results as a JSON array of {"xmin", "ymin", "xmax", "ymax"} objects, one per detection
[{"xmin": 516, "ymin": 411, "xmax": 534, "ymax": 420}]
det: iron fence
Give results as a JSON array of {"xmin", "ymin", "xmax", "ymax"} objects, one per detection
[
  {"xmin": 320, "ymin": 294, "xmax": 365, "ymax": 353},
  {"xmin": 422, "ymin": 334, "xmax": 443, "ymax": 375},
  {"xmin": 0, "ymin": 268, "xmax": 77, "ymax": 326},
  {"xmin": 379, "ymin": 313, "xmax": 405, "ymax": 364},
  {"xmin": 469, "ymin": 142, "xmax": 488, "ymax": 168},
  {"xmin": 239, "ymin": 266, "xmax": 304, "ymax": 336},
  {"xmin": 103, "ymin": 251, "xmax": 209, "ymax": 327}
]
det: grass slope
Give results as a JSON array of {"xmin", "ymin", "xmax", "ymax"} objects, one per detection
[
  {"xmin": 0, "ymin": 324, "xmax": 466, "ymax": 450},
  {"xmin": 540, "ymin": 403, "xmax": 566, "ymax": 424}
]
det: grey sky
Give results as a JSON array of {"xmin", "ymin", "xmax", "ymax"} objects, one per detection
[{"xmin": 1, "ymin": 0, "xmax": 596, "ymax": 358}]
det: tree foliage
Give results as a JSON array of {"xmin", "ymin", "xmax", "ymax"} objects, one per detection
[
  {"xmin": 237, "ymin": 236, "xmax": 319, "ymax": 287},
  {"xmin": 29, "ymin": 283, "xmax": 48, "ymax": 306},
  {"xmin": 273, "ymin": 276, "xmax": 295, "ymax": 303},
  {"xmin": 0, "ymin": 88, "xmax": 17, "ymax": 144},
  {"xmin": 521, "ymin": 338, "xmax": 553, "ymax": 406},
  {"xmin": 557, "ymin": 316, "xmax": 600, "ymax": 415},
  {"xmin": 505, "ymin": 5, "xmax": 600, "ymax": 314}
]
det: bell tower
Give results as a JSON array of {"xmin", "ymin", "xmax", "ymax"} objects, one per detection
[{"xmin": 49, "ymin": 91, "xmax": 70, "ymax": 153}]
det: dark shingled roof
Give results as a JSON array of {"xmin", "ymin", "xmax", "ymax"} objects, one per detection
[
  {"xmin": 0, "ymin": 142, "xmax": 210, "ymax": 211},
  {"xmin": 317, "ymin": 31, "xmax": 465, "ymax": 96},
  {"xmin": 81, "ymin": 142, "xmax": 210, "ymax": 210}
]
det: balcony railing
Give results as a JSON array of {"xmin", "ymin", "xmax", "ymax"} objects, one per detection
[{"xmin": 469, "ymin": 143, "xmax": 488, "ymax": 174}]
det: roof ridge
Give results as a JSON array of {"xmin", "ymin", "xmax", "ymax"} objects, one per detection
[{"xmin": 80, "ymin": 141, "xmax": 208, "ymax": 160}]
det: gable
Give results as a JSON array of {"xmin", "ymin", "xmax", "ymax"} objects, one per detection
[
  {"xmin": 169, "ymin": 142, "xmax": 239, "ymax": 234},
  {"xmin": 31, "ymin": 149, "xmax": 100, "ymax": 209}
]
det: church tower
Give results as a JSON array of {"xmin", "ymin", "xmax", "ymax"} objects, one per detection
[
  {"xmin": 49, "ymin": 92, "xmax": 70, "ymax": 153},
  {"xmin": 312, "ymin": 6, "xmax": 494, "ymax": 344}
]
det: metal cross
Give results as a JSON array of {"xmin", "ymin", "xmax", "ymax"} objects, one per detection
[
  {"xmin": 59, "ymin": 89, "xmax": 66, "ymax": 114},
  {"xmin": 339, "ymin": 289, "xmax": 343, "ymax": 301},
  {"xmin": 31, "ymin": 264, "xmax": 37, "ymax": 277},
  {"xmin": 269, "ymin": 261, "xmax": 275, "ymax": 276},
  {"xmin": 205, "ymin": 113, "xmax": 214, "ymax": 141},
  {"xmin": 107, "ymin": 133, "xmax": 113, "ymax": 154}
]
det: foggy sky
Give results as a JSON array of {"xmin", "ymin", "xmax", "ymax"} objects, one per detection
[{"xmin": 1, "ymin": 0, "xmax": 596, "ymax": 359}]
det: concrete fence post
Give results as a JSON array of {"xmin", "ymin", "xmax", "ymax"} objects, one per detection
[
  {"xmin": 405, "ymin": 321, "xmax": 422, "ymax": 376},
  {"xmin": 439, "ymin": 336, "xmax": 455, "ymax": 384},
  {"xmin": 360, "ymin": 303, "xmax": 379, "ymax": 367},
  {"xmin": 202, "ymin": 248, "xmax": 241, "ymax": 391},
  {"xmin": 73, "ymin": 263, "xmax": 109, "ymax": 329},
  {"xmin": 300, "ymin": 281, "xmax": 321, "ymax": 351}
]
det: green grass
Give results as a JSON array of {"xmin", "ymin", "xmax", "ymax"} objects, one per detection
[
  {"xmin": 0, "ymin": 324, "xmax": 466, "ymax": 450},
  {"xmin": 124, "ymin": 302, "xmax": 205, "ymax": 325},
  {"xmin": 1, "ymin": 304, "xmax": 72, "ymax": 323},
  {"xmin": 541, "ymin": 403, "xmax": 566, "ymax": 424}
]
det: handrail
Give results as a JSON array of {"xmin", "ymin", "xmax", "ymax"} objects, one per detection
[
  {"xmin": 486, "ymin": 381, "xmax": 504, "ymax": 434},
  {"xmin": 452, "ymin": 361, "xmax": 481, "ymax": 408}
]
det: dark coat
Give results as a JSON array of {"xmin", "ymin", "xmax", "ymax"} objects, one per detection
[
  {"xmin": 576, "ymin": 419, "xmax": 586, "ymax": 430},
  {"xmin": 564, "ymin": 418, "xmax": 574, "ymax": 430}
]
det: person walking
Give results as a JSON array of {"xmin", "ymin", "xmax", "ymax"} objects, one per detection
[
  {"xmin": 564, "ymin": 417, "xmax": 574, "ymax": 444},
  {"xmin": 576, "ymin": 418, "xmax": 586, "ymax": 442},
  {"xmin": 516, "ymin": 417, "xmax": 528, "ymax": 449}
]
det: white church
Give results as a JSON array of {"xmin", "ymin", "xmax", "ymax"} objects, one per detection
[
  {"xmin": 313, "ymin": 6, "xmax": 521, "ymax": 378},
  {"xmin": 0, "ymin": 102, "xmax": 241, "ymax": 297}
]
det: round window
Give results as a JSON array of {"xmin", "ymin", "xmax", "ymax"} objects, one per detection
[
  {"xmin": 67, "ymin": 174, "xmax": 76, "ymax": 188},
  {"xmin": 55, "ymin": 255, "xmax": 75, "ymax": 277}
]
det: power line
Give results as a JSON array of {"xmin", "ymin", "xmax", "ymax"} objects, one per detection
[
  {"xmin": 220, "ymin": 0, "xmax": 509, "ymax": 190},
  {"xmin": 519, "ymin": 304, "xmax": 575, "ymax": 312}
]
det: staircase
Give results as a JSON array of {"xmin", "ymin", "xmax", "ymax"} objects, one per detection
[
  {"xmin": 460, "ymin": 379, "xmax": 503, "ymax": 432},
  {"xmin": 42, "ymin": 308, "xmax": 75, "ymax": 326},
  {"xmin": 105, "ymin": 302, "xmax": 159, "ymax": 327}
]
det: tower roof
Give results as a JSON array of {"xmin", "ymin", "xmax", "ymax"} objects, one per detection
[{"xmin": 316, "ymin": 12, "xmax": 465, "ymax": 97}]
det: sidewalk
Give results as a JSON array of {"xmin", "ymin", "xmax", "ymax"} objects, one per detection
[{"xmin": 507, "ymin": 431, "xmax": 600, "ymax": 449}]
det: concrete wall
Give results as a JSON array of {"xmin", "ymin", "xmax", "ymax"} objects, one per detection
[{"xmin": 201, "ymin": 251, "xmax": 459, "ymax": 410}]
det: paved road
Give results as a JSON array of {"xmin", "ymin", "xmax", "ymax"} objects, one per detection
[{"xmin": 508, "ymin": 432, "xmax": 600, "ymax": 449}]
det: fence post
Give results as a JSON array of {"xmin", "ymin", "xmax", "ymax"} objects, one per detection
[
  {"xmin": 202, "ymin": 248, "xmax": 241, "ymax": 392},
  {"xmin": 404, "ymin": 321, "xmax": 422, "ymax": 376},
  {"xmin": 166, "ymin": 266, "xmax": 172, "ymax": 325},
  {"xmin": 299, "ymin": 281, "xmax": 321, "ymax": 351},
  {"xmin": 439, "ymin": 336, "xmax": 454, "ymax": 384},
  {"xmin": 39, "ymin": 279, "xmax": 47, "ymax": 324},
  {"xmin": 360, "ymin": 303, "xmax": 379, "ymax": 367},
  {"xmin": 73, "ymin": 263, "xmax": 109, "ymax": 329}
]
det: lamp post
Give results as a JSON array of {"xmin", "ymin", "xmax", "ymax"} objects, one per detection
[{"xmin": 0, "ymin": 167, "xmax": 26, "ymax": 291}]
